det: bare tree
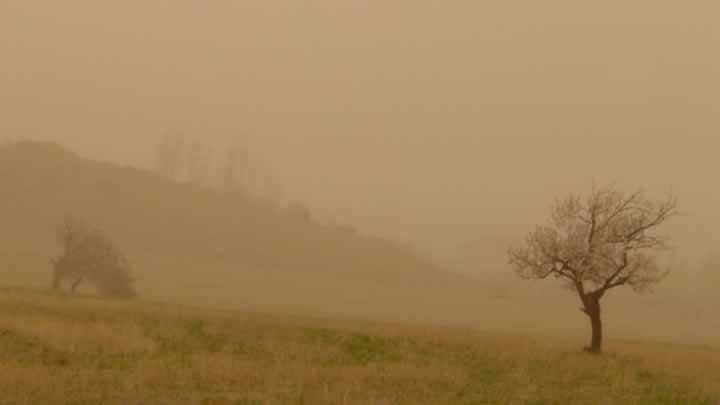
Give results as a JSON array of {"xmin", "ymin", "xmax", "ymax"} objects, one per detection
[
  {"xmin": 220, "ymin": 135, "xmax": 248, "ymax": 192},
  {"xmin": 185, "ymin": 137, "xmax": 212, "ymax": 185},
  {"xmin": 508, "ymin": 185, "xmax": 678, "ymax": 353},
  {"xmin": 155, "ymin": 129, "xmax": 186, "ymax": 180},
  {"xmin": 52, "ymin": 216, "xmax": 136, "ymax": 298}
]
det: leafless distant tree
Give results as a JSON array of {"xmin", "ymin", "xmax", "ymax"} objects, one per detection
[
  {"xmin": 508, "ymin": 185, "xmax": 678, "ymax": 353},
  {"xmin": 155, "ymin": 129, "xmax": 186, "ymax": 180},
  {"xmin": 185, "ymin": 137, "xmax": 212, "ymax": 185},
  {"xmin": 52, "ymin": 216, "xmax": 136, "ymax": 298},
  {"xmin": 220, "ymin": 135, "xmax": 248, "ymax": 192}
]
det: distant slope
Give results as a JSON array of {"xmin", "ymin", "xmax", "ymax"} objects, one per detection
[
  {"xmin": 0, "ymin": 141, "xmax": 433, "ymax": 272},
  {"xmin": 0, "ymin": 141, "xmax": 492, "ymax": 322}
]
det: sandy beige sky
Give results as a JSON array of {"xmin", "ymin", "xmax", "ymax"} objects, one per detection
[{"xmin": 2, "ymin": 1, "xmax": 719, "ymax": 269}]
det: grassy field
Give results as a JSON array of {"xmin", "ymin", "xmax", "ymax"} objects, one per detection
[{"xmin": 0, "ymin": 286, "xmax": 717, "ymax": 405}]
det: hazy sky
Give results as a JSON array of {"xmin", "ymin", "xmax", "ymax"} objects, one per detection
[{"xmin": 3, "ymin": 1, "xmax": 719, "ymax": 267}]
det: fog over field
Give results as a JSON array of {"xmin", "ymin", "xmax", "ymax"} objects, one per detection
[{"xmin": 2, "ymin": 1, "xmax": 719, "ymax": 345}]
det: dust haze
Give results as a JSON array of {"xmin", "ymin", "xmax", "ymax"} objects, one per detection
[{"xmin": 2, "ymin": 1, "xmax": 719, "ymax": 345}]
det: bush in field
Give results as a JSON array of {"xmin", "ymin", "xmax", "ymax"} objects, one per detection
[{"xmin": 51, "ymin": 216, "xmax": 136, "ymax": 298}]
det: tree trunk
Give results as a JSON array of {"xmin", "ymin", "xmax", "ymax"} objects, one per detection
[
  {"xmin": 582, "ymin": 294, "xmax": 603, "ymax": 354},
  {"xmin": 588, "ymin": 306, "xmax": 602, "ymax": 354}
]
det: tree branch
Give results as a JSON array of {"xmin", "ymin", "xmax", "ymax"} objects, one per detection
[{"xmin": 600, "ymin": 250, "xmax": 629, "ymax": 292}]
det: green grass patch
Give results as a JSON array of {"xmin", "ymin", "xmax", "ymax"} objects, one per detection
[
  {"xmin": 96, "ymin": 352, "xmax": 135, "ymax": 370},
  {"xmin": 0, "ymin": 328, "xmax": 70, "ymax": 366},
  {"xmin": 201, "ymin": 398, "xmax": 263, "ymax": 405},
  {"xmin": 634, "ymin": 369, "xmax": 715, "ymax": 405},
  {"xmin": 155, "ymin": 319, "xmax": 228, "ymax": 354},
  {"xmin": 305, "ymin": 328, "xmax": 401, "ymax": 364}
]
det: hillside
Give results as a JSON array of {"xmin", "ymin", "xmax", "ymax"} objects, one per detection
[
  {"xmin": 0, "ymin": 141, "xmax": 489, "ymax": 322},
  {"xmin": 0, "ymin": 286, "xmax": 717, "ymax": 404},
  {"xmin": 0, "ymin": 141, "xmax": 432, "ymax": 270}
]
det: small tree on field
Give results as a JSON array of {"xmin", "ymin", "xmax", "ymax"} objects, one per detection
[
  {"xmin": 51, "ymin": 216, "xmax": 136, "ymax": 298},
  {"xmin": 508, "ymin": 185, "xmax": 677, "ymax": 353}
]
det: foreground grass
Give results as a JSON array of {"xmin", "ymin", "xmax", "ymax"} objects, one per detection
[{"xmin": 0, "ymin": 287, "xmax": 717, "ymax": 405}]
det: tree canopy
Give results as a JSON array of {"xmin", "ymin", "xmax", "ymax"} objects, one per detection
[{"xmin": 52, "ymin": 216, "xmax": 136, "ymax": 298}]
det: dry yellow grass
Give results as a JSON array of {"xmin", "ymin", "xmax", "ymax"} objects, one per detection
[{"xmin": 0, "ymin": 286, "xmax": 717, "ymax": 405}]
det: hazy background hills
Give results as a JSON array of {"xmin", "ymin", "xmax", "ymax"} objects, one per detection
[{"xmin": 0, "ymin": 142, "xmax": 475, "ymax": 319}]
